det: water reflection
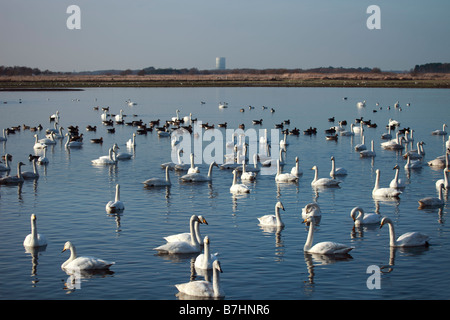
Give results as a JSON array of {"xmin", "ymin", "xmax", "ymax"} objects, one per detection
[{"xmin": 24, "ymin": 245, "xmax": 47, "ymax": 287}]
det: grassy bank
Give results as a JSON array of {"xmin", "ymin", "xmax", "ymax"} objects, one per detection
[{"xmin": 1, "ymin": 73, "xmax": 450, "ymax": 89}]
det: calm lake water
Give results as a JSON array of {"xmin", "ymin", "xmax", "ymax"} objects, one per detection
[{"xmin": 0, "ymin": 86, "xmax": 449, "ymax": 300}]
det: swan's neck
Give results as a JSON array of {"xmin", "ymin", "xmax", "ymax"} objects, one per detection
[
  {"xmin": 386, "ymin": 220, "xmax": 397, "ymax": 247},
  {"xmin": 313, "ymin": 168, "xmax": 318, "ymax": 182},
  {"xmin": 65, "ymin": 135, "xmax": 70, "ymax": 147},
  {"xmin": 304, "ymin": 221, "xmax": 315, "ymax": 251},
  {"xmin": 232, "ymin": 171, "xmax": 237, "ymax": 186},
  {"xmin": 177, "ymin": 150, "xmax": 182, "ymax": 164},
  {"xmin": 394, "ymin": 168, "xmax": 400, "ymax": 182},
  {"xmin": 31, "ymin": 218, "xmax": 38, "ymax": 243},
  {"xmin": 115, "ymin": 185, "xmax": 120, "ymax": 202},
  {"xmin": 371, "ymin": 140, "xmax": 374, "ymax": 151},
  {"xmin": 208, "ymin": 163, "xmax": 214, "ymax": 177},
  {"xmin": 373, "ymin": 171, "xmax": 380, "ymax": 191},
  {"xmin": 17, "ymin": 163, "xmax": 23, "ymax": 179},
  {"xmin": 212, "ymin": 265, "xmax": 221, "ymax": 297},
  {"xmin": 190, "ymin": 154, "xmax": 195, "ymax": 169},
  {"xmin": 331, "ymin": 159, "xmax": 336, "ymax": 174},
  {"xmin": 33, "ymin": 160, "xmax": 38, "ymax": 174},
  {"xmin": 438, "ymin": 184, "xmax": 444, "ymax": 200},
  {"xmin": 68, "ymin": 244, "xmax": 77, "ymax": 262},
  {"xmin": 165, "ymin": 167, "xmax": 170, "ymax": 182},
  {"xmin": 275, "ymin": 206, "xmax": 282, "ymax": 226},
  {"xmin": 203, "ymin": 241, "xmax": 210, "ymax": 269},
  {"xmin": 189, "ymin": 217, "xmax": 199, "ymax": 247},
  {"xmin": 194, "ymin": 222, "xmax": 201, "ymax": 244}
]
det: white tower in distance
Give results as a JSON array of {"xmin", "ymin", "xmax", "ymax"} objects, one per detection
[{"xmin": 216, "ymin": 57, "xmax": 226, "ymax": 70}]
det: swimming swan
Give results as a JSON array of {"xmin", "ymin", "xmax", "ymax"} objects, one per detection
[
  {"xmin": 230, "ymin": 169, "xmax": 250, "ymax": 194},
  {"xmin": 350, "ymin": 207, "xmax": 380, "ymax": 226},
  {"xmin": 61, "ymin": 241, "xmax": 115, "ymax": 271},
  {"xmin": 302, "ymin": 216, "xmax": 353, "ymax": 254},
  {"xmin": 175, "ymin": 260, "xmax": 224, "ymax": 298},
  {"xmin": 106, "ymin": 184, "xmax": 125, "ymax": 213},
  {"xmin": 23, "ymin": 214, "xmax": 48, "ymax": 248},
  {"xmin": 37, "ymin": 146, "xmax": 49, "ymax": 165},
  {"xmin": 180, "ymin": 161, "xmax": 218, "ymax": 182},
  {"xmin": 301, "ymin": 203, "xmax": 322, "ymax": 221},
  {"xmin": 64, "ymin": 133, "xmax": 83, "ymax": 148},
  {"xmin": 194, "ymin": 236, "xmax": 219, "ymax": 270},
  {"xmin": 22, "ymin": 158, "xmax": 39, "ymax": 179},
  {"xmin": 257, "ymin": 201, "xmax": 285, "ymax": 227},
  {"xmin": 154, "ymin": 215, "xmax": 205, "ymax": 254},
  {"xmin": 0, "ymin": 161, "xmax": 25, "ymax": 185},
  {"xmin": 360, "ymin": 140, "xmax": 376, "ymax": 158},
  {"xmin": 113, "ymin": 143, "xmax": 132, "ymax": 160},
  {"xmin": 311, "ymin": 165, "xmax": 341, "ymax": 187},
  {"xmin": 418, "ymin": 183, "xmax": 445, "ymax": 208},
  {"xmin": 290, "ymin": 156, "xmax": 302, "ymax": 176},
  {"xmin": 404, "ymin": 154, "xmax": 423, "ymax": 170},
  {"xmin": 435, "ymin": 168, "xmax": 449, "ymax": 191},
  {"xmin": 275, "ymin": 159, "xmax": 298, "ymax": 182},
  {"xmin": 372, "ymin": 169, "xmax": 401, "ymax": 199},
  {"xmin": 389, "ymin": 165, "xmax": 405, "ymax": 189},
  {"xmin": 240, "ymin": 160, "xmax": 256, "ymax": 181},
  {"xmin": 126, "ymin": 133, "xmax": 136, "ymax": 148},
  {"xmin": 143, "ymin": 165, "xmax": 171, "ymax": 187},
  {"xmin": 0, "ymin": 153, "xmax": 11, "ymax": 172},
  {"xmin": 431, "ymin": 123, "xmax": 447, "ymax": 135},
  {"xmin": 164, "ymin": 215, "xmax": 208, "ymax": 244},
  {"xmin": 92, "ymin": 147, "xmax": 117, "ymax": 165},
  {"xmin": 330, "ymin": 156, "xmax": 347, "ymax": 177},
  {"xmin": 380, "ymin": 217, "xmax": 430, "ymax": 247}
]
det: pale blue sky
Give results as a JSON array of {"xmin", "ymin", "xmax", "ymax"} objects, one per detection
[{"xmin": 1, "ymin": 0, "xmax": 449, "ymax": 72}]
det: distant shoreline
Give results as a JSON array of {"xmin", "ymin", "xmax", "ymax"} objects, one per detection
[{"xmin": 1, "ymin": 73, "xmax": 450, "ymax": 90}]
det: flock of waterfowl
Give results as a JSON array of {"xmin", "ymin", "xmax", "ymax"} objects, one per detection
[{"xmin": 1, "ymin": 96, "xmax": 449, "ymax": 299}]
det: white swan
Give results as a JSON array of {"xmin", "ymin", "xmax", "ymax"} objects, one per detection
[
  {"xmin": 290, "ymin": 156, "xmax": 302, "ymax": 176},
  {"xmin": 23, "ymin": 214, "xmax": 47, "ymax": 248},
  {"xmin": 431, "ymin": 123, "xmax": 447, "ymax": 135},
  {"xmin": 418, "ymin": 183, "xmax": 445, "ymax": 208},
  {"xmin": 61, "ymin": 241, "xmax": 115, "ymax": 271},
  {"xmin": 143, "ymin": 165, "xmax": 171, "ymax": 187},
  {"xmin": 340, "ymin": 123, "xmax": 355, "ymax": 136},
  {"xmin": 381, "ymin": 132, "xmax": 404, "ymax": 150},
  {"xmin": 115, "ymin": 109, "xmax": 124, "ymax": 122},
  {"xmin": 175, "ymin": 153, "xmax": 196, "ymax": 171},
  {"xmin": 187, "ymin": 153, "xmax": 200, "ymax": 174},
  {"xmin": 164, "ymin": 215, "xmax": 208, "ymax": 244},
  {"xmin": 257, "ymin": 201, "xmax": 285, "ymax": 227},
  {"xmin": 275, "ymin": 159, "xmax": 298, "ymax": 182},
  {"xmin": 302, "ymin": 216, "xmax": 353, "ymax": 254},
  {"xmin": 22, "ymin": 158, "xmax": 39, "ymax": 179},
  {"xmin": 37, "ymin": 146, "xmax": 49, "ymax": 165},
  {"xmin": 230, "ymin": 169, "xmax": 250, "ymax": 194},
  {"xmin": 389, "ymin": 165, "xmax": 405, "ymax": 189},
  {"xmin": 360, "ymin": 140, "xmax": 376, "ymax": 158},
  {"xmin": 112, "ymin": 143, "xmax": 132, "ymax": 160},
  {"xmin": 47, "ymin": 126, "xmax": 64, "ymax": 140},
  {"xmin": 92, "ymin": 147, "xmax": 117, "ymax": 165},
  {"xmin": 403, "ymin": 141, "xmax": 424, "ymax": 160},
  {"xmin": 0, "ymin": 161, "xmax": 25, "ymax": 185},
  {"xmin": 126, "ymin": 133, "xmax": 136, "ymax": 148},
  {"xmin": 356, "ymin": 101, "xmax": 366, "ymax": 108},
  {"xmin": 33, "ymin": 134, "xmax": 47, "ymax": 149},
  {"xmin": 404, "ymin": 154, "xmax": 423, "ymax": 170},
  {"xmin": 106, "ymin": 184, "xmax": 125, "ymax": 213},
  {"xmin": 64, "ymin": 133, "xmax": 83, "ymax": 148},
  {"xmin": 175, "ymin": 260, "xmax": 224, "ymax": 298},
  {"xmin": 380, "ymin": 217, "xmax": 430, "ymax": 247},
  {"xmin": 241, "ymin": 160, "xmax": 256, "ymax": 181},
  {"xmin": 0, "ymin": 128, "xmax": 7, "ymax": 142},
  {"xmin": 171, "ymin": 109, "xmax": 180, "ymax": 122},
  {"xmin": 352, "ymin": 122, "xmax": 363, "ymax": 135},
  {"xmin": 404, "ymin": 129, "xmax": 414, "ymax": 143},
  {"xmin": 181, "ymin": 161, "xmax": 218, "ymax": 182},
  {"xmin": 154, "ymin": 215, "xmax": 205, "ymax": 254},
  {"xmin": 280, "ymin": 132, "xmax": 289, "ymax": 148},
  {"xmin": 350, "ymin": 207, "xmax": 380, "ymax": 226},
  {"xmin": 372, "ymin": 169, "xmax": 402, "ymax": 198},
  {"xmin": 427, "ymin": 151, "xmax": 449, "ymax": 168},
  {"xmin": 388, "ymin": 118, "xmax": 400, "ymax": 127},
  {"xmin": 330, "ymin": 156, "xmax": 347, "ymax": 177},
  {"xmin": 436, "ymin": 168, "xmax": 449, "ymax": 191},
  {"xmin": 0, "ymin": 153, "xmax": 11, "ymax": 172},
  {"xmin": 161, "ymin": 148, "xmax": 183, "ymax": 170},
  {"xmin": 38, "ymin": 132, "xmax": 56, "ymax": 145},
  {"xmin": 301, "ymin": 203, "xmax": 322, "ymax": 220},
  {"xmin": 100, "ymin": 110, "xmax": 108, "ymax": 121},
  {"xmin": 311, "ymin": 165, "xmax": 341, "ymax": 187},
  {"xmin": 381, "ymin": 126, "xmax": 392, "ymax": 140},
  {"xmin": 194, "ymin": 236, "xmax": 218, "ymax": 270},
  {"xmin": 354, "ymin": 135, "xmax": 367, "ymax": 151}
]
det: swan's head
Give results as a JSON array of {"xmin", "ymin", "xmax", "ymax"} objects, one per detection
[
  {"xmin": 393, "ymin": 165, "xmax": 399, "ymax": 170},
  {"xmin": 350, "ymin": 207, "xmax": 364, "ymax": 221},
  {"xmin": 331, "ymin": 156, "xmax": 335, "ymax": 161},
  {"xmin": 276, "ymin": 201, "xmax": 285, "ymax": 211},
  {"xmin": 295, "ymin": 157, "xmax": 299, "ymax": 162},
  {"xmin": 62, "ymin": 241, "xmax": 72, "ymax": 253},
  {"xmin": 31, "ymin": 213, "xmax": 37, "ymax": 221},
  {"xmin": 379, "ymin": 217, "xmax": 392, "ymax": 229},
  {"xmin": 302, "ymin": 216, "xmax": 315, "ymax": 226},
  {"xmin": 18, "ymin": 162, "xmax": 25, "ymax": 167},
  {"xmin": 311, "ymin": 166, "xmax": 318, "ymax": 171},
  {"xmin": 213, "ymin": 260, "xmax": 223, "ymax": 273},
  {"xmin": 203, "ymin": 236, "xmax": 210, "ymax": 245},
  {"xmin": 198, "ymin": 215, "xmax": 208, "ymax": 225}
]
